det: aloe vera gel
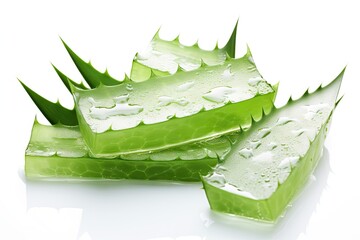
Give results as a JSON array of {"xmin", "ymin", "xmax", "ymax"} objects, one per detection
[
  {"xmin": 130, "ymin": 22, "xmax": 238, "ymax": 81},
  {"xmin": 25, "ymin": 121, "xmax": 236, "ymax": 181},
  {"xmin": 20, "ymin": 20, "xmax": 343, "ymax": 223},
  {"xmin": 72, "ymin": 53, "xmax": 275, "ymax": 157},
  {"xmin": 202, "ymin": 70, "xmax": 343, "ymax": 222}
]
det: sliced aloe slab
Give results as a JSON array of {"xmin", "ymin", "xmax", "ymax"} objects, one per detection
[
  {"xmin": 130, "ymin": 22, "xmax": 238, "ymax": 82},
  {"xmin": 202, "ymin": 69, "xmax": 344, "ymax": 222},
  {"xmin": 21, "ymin": 23, "xmax": 238, "ymax": 125},
  {"xmin": 25, "ymin": 121, "xmax": 236, "ymax": 181},
  {"xmin": 72, "ymin": 50, "xmax": 275, "ymax": 157}
]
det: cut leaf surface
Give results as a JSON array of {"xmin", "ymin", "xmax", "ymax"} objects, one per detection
[
  {"xmin": 73, "ymin": 51, "xmax": 275, "ymax": 157},
  {"xmin": 130, "ymin": 21, "xmax": 238, "ymax": 81},
  {"xmin": 25, "ymin": 121, "xmax": 236, "ymax": 181},
  {"xmin": 202, "ymin": 68, "xmax": 344, "ymax": 222}
]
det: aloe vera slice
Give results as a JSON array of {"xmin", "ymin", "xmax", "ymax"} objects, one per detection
[
  {"xmin": 202, "ymin": 69, "xmax": 344, "ymax": 222},
  {"xmin": 72, "ymin": 50, "xmax": 276, "ymax": 157},
  {"xmin": 22, "ymin": 23, "xmax": 236, "ymax": 125},
  {"xmin": 25, "ymin": 121, "xmax": 235, "ymax": 181},
  {"xmin": 130, "ymin": 21, "xmax": 238, "ymax": 82}
]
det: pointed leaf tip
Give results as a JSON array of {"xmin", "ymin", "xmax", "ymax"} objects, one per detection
[
  {"xmin": 18, "ymin": 79, "xmax": 78, "ymax": 126},
  {"xmin": 320, "ymin": 67, "xmax": 345, "ymax": 102},
  {"xmin": 60, "ymin": 38, "xmax": 120, "ymax": 88},
  {"xmin": 152, "ymin": 26, "xmax": 162, "ymax": 40},
  {"xmin": 176, "ymin": 64, "xmax": 186, "ymax": 73},
  {"xmin": 246, "ymin": 44, "xmax": 253, "ymax": 57},
  {"xmin": 335, "ymin": 95, "xmax": 344, "ymax": 107},
  {"xmin": 223, "ymin": 19, "xmax": 238, "ymax": 58},
  {"xmin": 200, "ymin": 58, "xmax": 207, "ymax": 67},
  {"xmin": 51, "ymin": 64, "xmax": 88, "ymax": 92}
]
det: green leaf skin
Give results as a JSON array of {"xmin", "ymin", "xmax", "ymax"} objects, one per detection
[
  {"xmin": 61, "ymin": 38, "xmax": 126, "ymax": 88},
  {"xmin": 25, "ymin": 121, "xmax": 236, "ymax": 181},
  {"xmin": 19, "ymin": 65, "xmax": 88, "ymax": 126},
  {"xmin": 22, "ymin": 23, "xmax": 238, "ymax": 126},
  {"xmin": 130, "ymin": 21, "xmax": 238, "ymax": 82},
  {"xmin": 52, "ymin": 64, "xmax": 89, "ymax": 91},
  {"xmin": 72, "ymin": 51, "xmax": 276, "ymax": 157},
  {"xmin": 19, "ymin": 80, "xmax": 78, "ymax": 126},
  {"xmin": 202, "ymin": 68, "xmax": 344, "ymax": 222}
]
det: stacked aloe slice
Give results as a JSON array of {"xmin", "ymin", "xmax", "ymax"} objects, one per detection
[{"xmin": 21, "ymin": 22, "xmax": 344, "ymax": 222}]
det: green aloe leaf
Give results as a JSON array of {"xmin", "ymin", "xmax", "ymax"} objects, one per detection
[
  {"xmin": 61, "ymin": 38, "xmax": 126, "ymax": 88},
  {"xmin": 19, "ymin": 64, "xmax": 88, "ymax": 125},
  {"xmin": 202, "ymin": 68, "xmax": 344, "ymax": 222},
  {"xmin": 52, "ymin": 64, "xmax": 88, "ymax": 91},
  {"xmin": 25, "ymin": 121, "xmax": 236, "ymax": 181},
  {"xmin": 20, "ymin": 23, "xmax": 242, "ymax": 128},
  {"xmin": 19, "ymin": 80, "xmax": 78, "ymax": 126},
  {"xmin": 130, "ymin": 21, "xmax": 238, "ymax": 82},
  {"xmin": 72, "ymin": 50, "xmax": 276, "ymax": 157}
]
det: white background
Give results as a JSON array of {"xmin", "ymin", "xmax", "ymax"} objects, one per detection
[{"xmin": 0, "ymin": 0, "xmax": 359, "ymax": 239}]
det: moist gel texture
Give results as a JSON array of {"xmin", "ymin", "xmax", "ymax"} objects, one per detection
[
  {"xmin": 25, "ymin": 121, "xmax": 236, "ymax": 181},
  {"xmin": 202, "ymin": 69, "xmax": 344, "ymax": 222},
  {"xmin": 130, "ymin": 22, "xmax": 237, "ymax": 81},
  {"xmin": 73, "ymin": 52, "xmax": 275, "ymax": 157}
]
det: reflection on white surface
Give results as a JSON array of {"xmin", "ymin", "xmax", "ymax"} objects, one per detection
[
  {"xmin": 25, "ymin": 208, "xmax": 82, "ymax": 240},
  {"xmin": 25, "ymin": 149, "xmax": 330, "ymax": 240}
]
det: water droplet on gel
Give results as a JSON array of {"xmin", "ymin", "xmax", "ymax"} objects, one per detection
[
  {"xmin": 276, "ymin": 117, "xmax": 295, "ymax": 126},
  {"xmin": 216, "ymin": 165, "xmax": 228, "ymax": 171},
  {"xmin": 248, "ymin": 76, "xmax": 263, "ymax": 86},
  {"xmin": 238, "ymin": 148, "xmax": 253, "ymax": 158},
  {"xmin": 208, "ymin": 172, "xmax": 226, "ymax": 187},
  {"xmin": 292, "ymin": 129, "xmax": 306, "ymax": 137},
  {"xmin": 158, "ymin": 96, "xmax": 189, "ymax": 106},
  {"xmin": 249, "ymin": 140, "xmax": 261, "ymax": 149},
  {"xmin": 88, "ymin": 97, "xmax": 97, "ymax": 105},
  {"xmin": 90, "ymin": 104, "xmax": 143, "ymax": 120},
  {"xmin": 202, "ymin": 86, "xmax": 241, "ymax": 103},
  {"xmin": 26, "ymin": 144, "xmax": 55, "ymax": 157},
  {"xmin": 279, "ymin": 156, "xmax": 300, "ymax": 169},
  {"xmin": 126, "ymin": 84, "xmax": 133, "ymax": 91},
  {"xmin": 223, "ymin": 69, "xmax": 232, "ymax": 78},
  {"xmin": 177, "ymin": 81, "xmax": 195, "ymax": 92},
  {"xmin": 114, "ymin": 94, "xmax": 129, "ymax": 103},
  {"xmin": 222, "ymin": 182, "xmax": 241, "ymax": 193},
  {"xmin": 90, "ymin": 94, "xmax": 143, "ymax": 120},
  {"xmin": 258, "ymin": 127, "xmax": 271, "ymax": 138},
  {"xmin": 221, "ymin": 67, "xmax": 233, "ymax": 78},
  {"xmin": 304, "ymin": 103, "xmax": 329, "ymax": 120},
  {"xmin": 268, "ymin": 142, "xmax": 278, "ymax": 150}
]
